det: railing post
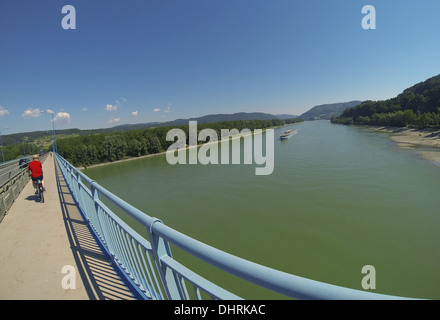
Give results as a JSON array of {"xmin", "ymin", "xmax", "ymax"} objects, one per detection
[
  {"xmin": 146, "ymin": 219, "xmax": 186, "ymax": 300},
  {"xmin": 89, "ymin": 181, "xmax": 107, "ymax": 245},
  {"xmin": 75, "ymin": 175, "xmax": 84, "ymax": 211}
]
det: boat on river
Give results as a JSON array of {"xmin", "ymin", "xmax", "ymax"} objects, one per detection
[{"xmin": 280, "ymin": 129, "xmax": 297, "ymax": 140}]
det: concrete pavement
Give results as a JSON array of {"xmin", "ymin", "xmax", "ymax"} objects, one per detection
[{"xmin": 0, "ymin": 156, "xmax": 134, "ymax": 300}]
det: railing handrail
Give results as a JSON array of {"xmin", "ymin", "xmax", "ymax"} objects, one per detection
[{"xmin": 55, "ymin": 153, "xmax": 418, "ymax": 300}]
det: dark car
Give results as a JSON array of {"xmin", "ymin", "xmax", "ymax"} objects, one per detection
[{"xmin": 19, "ymin": 158, "xmax": 30, "ymax": 168}]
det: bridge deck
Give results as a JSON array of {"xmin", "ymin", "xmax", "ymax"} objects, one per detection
[{"xmin": 0, "ymin": 156, "xmax": 135, "ymax": 300}]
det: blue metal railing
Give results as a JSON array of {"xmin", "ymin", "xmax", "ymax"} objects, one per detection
[{"xmin": 55, "ymin": 153, "xmax": 416, "ymax": 300}]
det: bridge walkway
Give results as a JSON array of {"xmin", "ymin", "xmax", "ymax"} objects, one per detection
[{"xmin": 0, "ymin": 156, "xmax": 135, "ymax": 300}]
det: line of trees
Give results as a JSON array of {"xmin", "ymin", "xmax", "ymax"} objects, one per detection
[
  {"xmin": 331, "ymin": 74, "xmax": 440, "ymax": 129},
  {"xmin": 57, "ymin": 118, "xmax": 302, "ymax": 167},
  {"xmin": 1, "ymin": 142, "xmax": 49, "ymax": 163}
]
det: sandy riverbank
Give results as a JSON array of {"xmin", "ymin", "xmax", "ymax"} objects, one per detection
[{"xmin": 373, "ymin": 126, "xmax": 440, "ymax": 165}]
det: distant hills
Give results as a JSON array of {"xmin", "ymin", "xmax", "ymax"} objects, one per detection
[
  {"xmin": 3, "ymin": 102, "xmax": 360, "ymax": 146},
  {"xmin": 110, "ymin": 112, "xmax": 291, "ymax": 131},
  {"xmin": 275, "ymin": 114, "xmax": 300, "ymax": 119},
  {"xmin": 2, "ymin": 112, "xmax": 297, "ymax": 146},
  {"xmin": 299, "ymin": 101, "xmax": 363, "ymax": 120}
]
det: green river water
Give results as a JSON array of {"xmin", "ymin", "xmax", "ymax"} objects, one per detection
[{"xmin": 83, "ymin": 120, "xmax": 440, "ymax": 299}]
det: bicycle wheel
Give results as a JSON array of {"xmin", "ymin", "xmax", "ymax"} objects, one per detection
[{"xmin": 38, "ymin": 183, "xmax": 44, "ymax": 203}]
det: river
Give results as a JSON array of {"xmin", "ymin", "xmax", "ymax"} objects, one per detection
[{"xmin": 83, "ymin": 120, "xmax": 440, "ymax": 299}]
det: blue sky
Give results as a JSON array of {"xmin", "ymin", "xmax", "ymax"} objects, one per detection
[{"xmin": 1, "ymin": 0, "xmax": 440, "ymax": 134}]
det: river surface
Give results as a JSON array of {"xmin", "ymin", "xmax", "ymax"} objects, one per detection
[{"xmin": 83, "ymin": 120, "xmax": 440, "ymax": 299}]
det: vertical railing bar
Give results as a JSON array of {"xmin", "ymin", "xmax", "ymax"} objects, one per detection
[
  {"xmin": 108, "ymin": 217, "xmax": 124, "ymax": 265},
  {"xmin": 138, "ymin": 251, "xmax": 155, "ymax": 299},
  {"xmin": 179, "ymin": 274, "xmax": 190, "ymax": 300},
  {"xmin": 125, "ymin": 233, "xmax": 142, "ymax": 285},
  {"xmin": 73, "ymin": 171, "xmax": 80, "ymax": 203},
  {"xmin": 141, "ymin": 246, "xmax": 164, "ymax": 300},
  {"xmin": 144, "ymin": 247, "xmax": 165, "ymax": 300},
  {"xmin": 135, "ymin": 242, "xmax": 158, "ymax": 298},
  {"xmin": 136, "ymin": 245, "xmax": 154, "ymax": 298},
  {"xmin": 116, "ymin": 225, "xmax": 132, "ymax": 276},
  {"xmin": 133, "ymin": 242, "xmax": 155, "ymax": 299},
  {"xmin": 194, "ymin": 286, "xmax": 202, "ymax": 300},
  {"xmin": 123, "ymin": 231, "xmax": 139, "ymax": 282},
  {"xmin": 76, "ymin": 178, "xmax": 89, "ymax": 218},
  {"xmin": 110, "ymin": 220, "xmax": 130, "ymax": 274},
  {"xmin": 94, "ymin": 203, "xmax": 109, "ymax": 250},
  {"xmin": 128, "ymin": 236, "xmax": 147, "ymax": 291},
  {"xmin": 122, "ymin": 232, "xmax": 137, "ymax": 282},
  {"xmin": 99, "ymin": 209, "xmax": 116, "ymax": 260},
  {"xmin": 108, "ymin": 222, "xmax": 125, "ymax": 270},
  {"xmin": 119, "ymin": 227, "xmax": 134, "ymax": 275},
  {"xmin": 89, "ymin": 203, "xmax": 102, "ymax": 242},
  {"xmin": 104, "ymin": 211, "xmax": 123, "ymax": 267},
  {"xmin": 91, "ymin": 186, "xmax": 107, "ymax": 247}
]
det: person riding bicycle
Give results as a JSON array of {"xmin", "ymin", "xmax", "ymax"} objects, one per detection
[{"xmin": 28, "ymin": 155, "xmax": 45, "ymax": 193}]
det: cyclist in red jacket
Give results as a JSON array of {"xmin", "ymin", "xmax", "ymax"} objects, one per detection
[{"xmin": 28, "ymin": 155, "xmax": 45, "ymax": 192}]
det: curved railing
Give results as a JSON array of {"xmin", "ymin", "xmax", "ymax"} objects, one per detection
[{"xmin": 55, "ymin": 153, "xmax": 417, "ymax": 300}]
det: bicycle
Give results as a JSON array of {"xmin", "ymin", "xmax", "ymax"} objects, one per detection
[{"xmin": 33, "ymin": 179, "xmax": 45, "ymax": 203}]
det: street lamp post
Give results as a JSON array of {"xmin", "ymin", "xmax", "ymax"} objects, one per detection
[{"xmin": 51, "ymin": 113, "xmax": 58, "ymax": 154}]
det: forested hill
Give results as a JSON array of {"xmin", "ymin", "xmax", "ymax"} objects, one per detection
[{"xmin": 331, "ymin": 74, "xmax": 440, "ymax": 128}]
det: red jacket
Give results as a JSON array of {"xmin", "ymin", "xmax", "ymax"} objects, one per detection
[{"xmin": 28, "ymin": 160, "xmax": 43, "ymax": 178}]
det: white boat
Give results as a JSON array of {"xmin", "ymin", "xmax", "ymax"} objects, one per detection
[{"xmin": 280, "ymin": 129, "xmax": 297, "ymax": 140}]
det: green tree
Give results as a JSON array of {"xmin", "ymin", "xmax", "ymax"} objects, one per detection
[{"xmin": 102, "ymin": 135, "xmax": 128, "ymax": 162}]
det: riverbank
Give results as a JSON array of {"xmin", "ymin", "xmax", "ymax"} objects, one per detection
[
  {"xmin": 79, "ymin": 124, "xmax": 292, "ymax": 171},
  {"xmin": 79, "ymin": 151, "xmax": 167, "ymax": 171},
  {"xmin": 373, "ymin": 126, "xmax": 440, "ymax": 165}
]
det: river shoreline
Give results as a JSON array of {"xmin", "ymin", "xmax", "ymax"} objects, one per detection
[
  {"xmin": 79, "ymin": 151, "xmax": 167, "ymax": 171},
  {"xmin": 372, "ymin": 126, "xmax": 440, "ymax": 165},
  {"xmin": 79, "ymin": 124, "xmax": 290, "ymax": 171},
  {"xmin": 80, "ymin": 123, "xmax": 440, "ymax": 170}
]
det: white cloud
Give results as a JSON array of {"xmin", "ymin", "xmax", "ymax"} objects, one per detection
[
  {"xmin": 0, "ymin": 105, "xmax": 9, "ymax": 117},
  {"xmin": 153, "ymin": 103, "xmax": 171, "ymax": 114},
  {"xmin": 106, "ymin": 104, "xmax": 118, "ymax": 111},
  {"xmin": 106, "ymin": 97, "xmax": 127, "ymax": 112},
  {"xmin": 53, "ymin": 112, "xmax": 71, "ymax": 123},
  {"xmin": 81, "ymin": 107, "xmax": 88, "ymax": 111},
  {"xmin": 116, "ymin": 97, "xmax": 127, "ymax": 105},
  {"xmin": 22, "ymin": 108, "xmax": 43, "ymax": 118},
  {"xmin": 46, "ymin": 109, "xmax": 55, "ymax": 115},
  {"xmin": 108, "ymin": 117, "xmax": 121, "ymax": 123},
  {"xmin": 132, "ymin": 111, "xmax": 138, "ymax": 117}
]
